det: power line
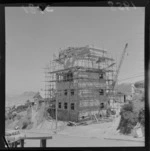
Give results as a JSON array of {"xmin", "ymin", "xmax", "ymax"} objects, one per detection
[
  {"xmin": 118, "ymin": 72, "xmax": 144, "ymax": 79},
  {"xmin": 118, "ymin": 75, "xmax": 144, "ymax": 82}
]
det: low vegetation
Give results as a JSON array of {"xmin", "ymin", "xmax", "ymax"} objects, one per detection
[
  {"xmin": 5, "ymin": 100, "xmax": 33, "ymax": 130},
  {"xmin": 117, "ymin": 95, "xmax": 144, "ymax": 135}
]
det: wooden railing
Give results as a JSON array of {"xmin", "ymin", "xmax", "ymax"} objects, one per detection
[{"xmin": 7, "ymin": 136, "xmax": 52, "ymax": 148}]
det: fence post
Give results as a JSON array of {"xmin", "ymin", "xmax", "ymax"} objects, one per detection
[
  {"xmin": 40, "ymin": 139, "xmax": 46, "ymax": 147},
  {"xmin": 14, "ymin": 141, "xmax": 18, "ymax": 147},
  {"xmin": 20, "ymin": 139, "xmax": 24, "ymax": 147}
]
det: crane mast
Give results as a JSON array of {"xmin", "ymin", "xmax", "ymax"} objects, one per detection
[{"xmin": 112, "ymin": 43, "xmax": 128, "ymax": 90}]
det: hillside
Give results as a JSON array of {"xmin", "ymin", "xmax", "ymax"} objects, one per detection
[
  {"xmin": 134, "ymin": 80, "xmax": 144, "ymax": 88},
  {"xmin": 6, "ymin": 91, "xmax": 37, "ymax": 107},
  {"xmin": 116, "ymin": 80, "xmax": 144, "ymax": 95},
  {"xmin": 116, "ymin": 83, "xmax": 132, "ymax": 95}
]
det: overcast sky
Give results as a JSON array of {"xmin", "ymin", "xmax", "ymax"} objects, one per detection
[{"xmin": 6, "ymin": 7, "xmax": 144, "ymax": 96}]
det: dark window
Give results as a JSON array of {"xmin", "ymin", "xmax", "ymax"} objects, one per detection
[
  {"xmin": 58, "ymin": 102, "xmax": 61, "ymax": 108},
  {"xmin": 64, "ymin": 71, "xmax": 73, "ymax": 82},
  {"xmin": 64, "ymin": 89, "xmax": 67, "ymax": 95},
  {"xmin": 71, "ymin": 103, "xmax": 75, "ymax": 110},
  {"xmin": 82, "ymin": 116, "xmax": 85, "ymax": 119},
  {"xmin": 68, "ymin": 72, "xmax": 73, "ymax": 81},
  {"xmin": 100, "ymin": 103, "xmax": 104, "ymax": 109},
  {"xmin": 64, "ymin": 102, "xmax": 68, "ymax": 109},
  {"xmin": 71, "ymin": 89, "xmax": 74, "ymax": 96},
  {"xmin": 99, "ymin": 89, "xmax": 104, "ymax": 95},
  {"xmin": 63, "ymin": 74, "xmax": 67, "ymax": 81},
  {"xmin": 99, "ymin": 73, "xmax": 103, "ymax": 79},
  {"xmin": 124, "ymin": 95, "xmax": 126, "ymax": 102}
]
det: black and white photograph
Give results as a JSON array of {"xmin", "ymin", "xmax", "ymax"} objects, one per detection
[{"xmin": 4, "ymin": 4, "xmax": 145, "ymax": 147}]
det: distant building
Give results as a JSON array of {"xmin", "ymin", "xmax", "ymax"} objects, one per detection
[
  {"xmin": 116, "ymin": 83, "xmax": 133, "ymax": 102},
  {"xmin": 116, "ymin": 92, "xmax": 126, "ymax": 104}
]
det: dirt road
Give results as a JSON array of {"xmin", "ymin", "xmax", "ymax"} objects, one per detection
[{"xmin": 23, "ymin": 133, "xmax": 144, "ymax": 147}]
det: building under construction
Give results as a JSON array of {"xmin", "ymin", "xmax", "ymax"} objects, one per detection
[{"xmin": 45, "ymin": 45, "xmax": 116, "ymax": 122}]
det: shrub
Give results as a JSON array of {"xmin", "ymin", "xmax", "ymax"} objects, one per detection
[
  {"xmin": 134, "ymin": 81, "xmax": 144, "ymax": 88},
  {"xmin": 22, "ymin": 119, "xmax": 32, "ymax": 129},
  {"xmin": 121, "ymin": 102, "xmax": 133, "ymax": 113},
  {"xmin": 26, "ymin": 122, "xmax": 33, "ymax": 130},
  {"xmin": 16, "ymin": 105, "xmax": 28, "ymax": 113},
  {"xmin": 106, "ymin": 108, "xmax": 111, "ymax": 117},
  {"xmin": 16, "ymin": 114, "xmax": 22, "ymax": 120},
  {"xmin": 117, "ymin": 100, "xmax": 143, "ymax": 135},
  {"xmin": 117, "ymin": 110, "xmax": 138, "ymax": 134},
  {"xmin": 111, "ymin": 110, "xmax": 116, "ymax": 115},
  {"xmin": 22, "ymin": 121, "xmax": 28, "ymax": 129},
  {"xmin": 138, "ymin": 108, "xmax": 145, "ymax": 126}
]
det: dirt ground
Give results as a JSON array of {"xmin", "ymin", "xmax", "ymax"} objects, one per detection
[
  {"xmin": 6, "ymin": 109, "xmax": 144, "ymax": 147},
  {"xmin": 20, "ymin": 118, "xmax": 144, "ymax": 147},
  {"xmin": 23, "ymin": 133, "xmax": 144, "ymax": 147}
]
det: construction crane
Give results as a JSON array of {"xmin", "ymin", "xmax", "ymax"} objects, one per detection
[
  {"xmin": 107, "ymin": 43, "xmax": 128, "ymax": 115},
  {"xmin": 112, "ymin": 43, "xmax": 128, "ymax": 90}
]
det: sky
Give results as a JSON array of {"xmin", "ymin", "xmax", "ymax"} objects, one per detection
[{"xmin": 6, "ymin": 7, "xmax": 144, "ymax": 96}]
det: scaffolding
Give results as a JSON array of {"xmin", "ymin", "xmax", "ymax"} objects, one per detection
[{"xmin": 44, "ymin": 45, "xmax": 116, "ymax": 122}]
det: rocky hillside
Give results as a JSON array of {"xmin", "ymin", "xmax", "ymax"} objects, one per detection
[
  {"xmin": 6, "ymin": 91, "xmax": 37, "ymax": 107},
  {"xmin": 116, "ymin": 80, "xmax": 144, "ymax": 95},
  {"xmin": 116, "ymin": 83, "xmax": 132, "ymax": 95}
]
